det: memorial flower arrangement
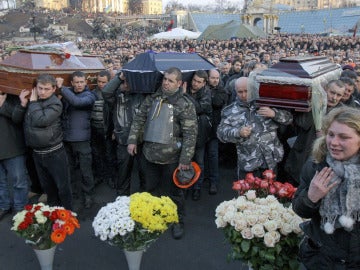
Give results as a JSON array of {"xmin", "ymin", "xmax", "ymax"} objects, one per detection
[
  {"xmin": 92, "ymin": 192, "xmax": 178, "ymax": 251},
  {"xmin": 11, "ymin": 203, "xmax": 80, "ymax": 250},
  {"xmin": 215, "ymin": 191, "xmax": 305, "ymax": 270},
  {"xmin": 232, "ymin": 170, "xmax": 297, "ymax": 203}
]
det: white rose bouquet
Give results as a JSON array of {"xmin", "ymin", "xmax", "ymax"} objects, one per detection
[
  {"xmin": 92, "ymin": 192, "xmax": 178, "ymax": 251},
  {"xmin": 215, "ymin": 191, "xmax": 304, "ymax": 270}
]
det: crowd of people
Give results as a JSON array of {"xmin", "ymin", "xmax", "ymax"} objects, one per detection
[{"xmin": 1, "ymin": 33, "xmax": 360, "ymax": 268}]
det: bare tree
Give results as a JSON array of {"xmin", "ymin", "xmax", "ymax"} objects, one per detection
[
  {"xmin": 128, "ymin": 0, "xmax": 143, "ymax": 15},
  {"xmin": 165, "ymin": 0, "xmax": 186, "ymax": 13},
  {"xmin": 215, "ymin": 0, "xmax": 228, "ymax": 11}
]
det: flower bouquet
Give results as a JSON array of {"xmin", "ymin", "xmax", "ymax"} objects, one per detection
[
  {"xmin": 11, "ymin": 203, "xmax": 80, "ymax": 250},
  {"xmin": 215, "ymin": 191, "xmax": 304, "ymax": 270},
  {"xmin": 232, "ymin": 170, "xmax": 297, "ymax": 203},
  {"xmin": 92, "ymin": 192, "xmax": 179, "ymax": 251}
]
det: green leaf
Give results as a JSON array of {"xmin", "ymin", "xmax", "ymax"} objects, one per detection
[
  {"xmin": 251, "ymin": 245, "xmax": 259, "ymax": 256},
  {"xmin": 260, "ymin": 250, "xmax": 275, "ymax": 262},
  {"xmin": 289, "ymin": 259, "xmax": 300, "ymax": 270},
  {"xmin": 275, "ymin": 243, "xmax": 282, "ymax": 254},
  {"xmin": 241, "ymin": 240, "xmax": 251, "ymax": 253}
]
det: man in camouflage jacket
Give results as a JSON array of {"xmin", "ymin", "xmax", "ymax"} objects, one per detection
[
  {"xmin": 127, "ymin": 67, "xmax": 197, "ymax": 240},
  {"xmin": 217, "ymin": 76, "xmax": 293, "ymax": 179}
]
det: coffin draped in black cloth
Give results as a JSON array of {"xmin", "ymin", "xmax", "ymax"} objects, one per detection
[{"xmin": 121, "ymin": 51, "xmax": 216, "ymax": 93}]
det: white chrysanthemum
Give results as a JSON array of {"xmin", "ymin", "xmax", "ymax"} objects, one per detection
[
  {"xmin": 11, "ymin": 211, "xmax": 27, "ymax": 230},
  {"xmin": 92, "ymin": 196, "xmax": 134, "ymax": 241},
  {"xmin": 40, "ymin": 204, "xmax": 51, "ymax": 212},
  {"xmin": 34, "ymin": 211, "xmax": 47, "ymax": 224},
  {"xmin": 100, "ymin": 234, "xmax": 107, "ymax": 241}
]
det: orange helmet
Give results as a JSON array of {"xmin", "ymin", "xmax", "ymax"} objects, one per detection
[{"xmin": 173, "ymin": 162, "xmax": 201, "ymax": 189}]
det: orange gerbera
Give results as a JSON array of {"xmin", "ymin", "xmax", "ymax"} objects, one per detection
[
  {"xmin": 63, "ymin": 222, "xmax": 75, "ymax": 235},
  {"xmin": 51, "ymin": 229, "xmax": 67, "ymax": 244},
  {"xmin": 56, "ymin": 209, "xmax": 71, "ymax": 221},
  {"xmin": 69, "ymin": 216, "xmax": 80, "ymax": 228}
]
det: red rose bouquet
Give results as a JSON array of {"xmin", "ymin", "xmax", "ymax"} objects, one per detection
[{"xmin": 232, "ymin": 170, "xmax": 297, "ymax": 202}]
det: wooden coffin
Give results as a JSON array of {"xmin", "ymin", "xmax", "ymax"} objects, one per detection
[
  {"xmin": 0, "ymin": 49, "xmax": 105, "ymax": 95},
  {"xmin": 256, "ymin": 56, "xmax": 342, "ymax": 112}
]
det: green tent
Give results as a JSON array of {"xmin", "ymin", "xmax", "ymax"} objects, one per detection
[{"xmin": 197, "ymin": 20, "xmax": 266, "ymax": 40}]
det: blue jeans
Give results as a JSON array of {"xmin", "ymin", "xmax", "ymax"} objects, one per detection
[{"xmin": 0, "ymin": 155, "xmax": 29, "ymax": 211}]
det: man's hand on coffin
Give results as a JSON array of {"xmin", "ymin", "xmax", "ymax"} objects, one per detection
[
  {"xmin": 30, "ymin": 88, "xmax": 38, "ymax": 102},
  {"xmin": 257, "ymin": 106, "xmax": 275, "ymax": 118},
  {"xmin": 182, "ymin": 81, "xmax": 187, "ymax": 93},
  {"xmin": 0, "ymin": 91, "xmax": 6, "ymax": 107},
  {"xmin": 56, "ymin": 77, "xmax": 64, "ymax": 89},
  {"xmin": 118, "ymin": 72, "xmax": 125, "ymax": 81},
  {"xmin": 239, "ymin": 126, "xmax": 252, "ymax": 138},
  {"xmin": 19, "ymin": 89, "xmax": 30, "ymax": 107}
]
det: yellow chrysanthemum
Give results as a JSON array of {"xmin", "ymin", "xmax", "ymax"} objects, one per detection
[{"xmin": 129, "ymin": 192, "xmax": 178, "ymax": 232}]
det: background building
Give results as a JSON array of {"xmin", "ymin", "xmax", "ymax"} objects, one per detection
[
  {"xmin": 143, "ymin": 0, "xmax": 162, "ymax": 14},
  {"xmin": 35, "ymin": 0, "xmax": 68, "ymax": 10},
  {"xmin": 82, "ymin": 0, "xmax": 129, "ymax": 13}
]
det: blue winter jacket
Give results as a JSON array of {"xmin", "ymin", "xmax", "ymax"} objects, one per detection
[{"xmin": 61, "ymin": 86, "xmax": 96, "ymax": 142}]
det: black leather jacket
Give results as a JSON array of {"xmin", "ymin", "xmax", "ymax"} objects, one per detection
[{"xmin": 24, "ymin": 94, "xmax": 63, "ymax": 150}]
